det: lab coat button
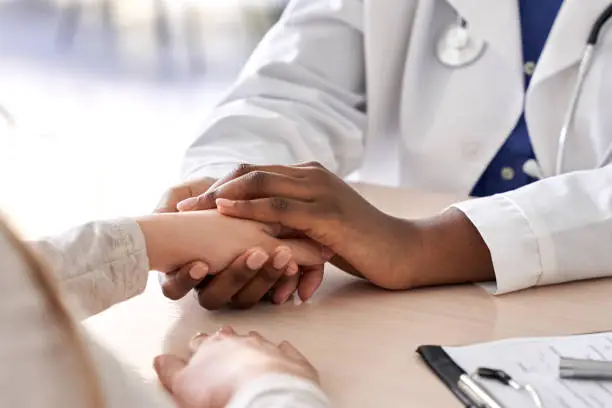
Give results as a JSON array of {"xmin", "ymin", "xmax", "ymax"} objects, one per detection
[
  {"xmin": 522, "ymin": 159, "xmax": 543, "ymax": 179},
  {"xmin": 501, "ymin": 166, "xmax": 515, "ymax": 181},
  {"xmin": 524, "ymin": 61, "xmax": 536, "ymax": 76}
]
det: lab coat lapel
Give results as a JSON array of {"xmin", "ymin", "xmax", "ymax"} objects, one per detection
[
  {"xmin": 363, "ymin": 0, "xmax": 416, "ymax": 135},
  {"xmin": 527, "ymin": 0, "xmax": 611, "ymax": 176},
  {"xmin": 445, "ymin": 0, "xmax": 522, "ymax": 75},
  {"xmin": 530, "ymin": 0, "xmax": 610, "ymax": 88},
  {"xmin": 361, "ymin": 0, "xmax": 418, "ymax": 184}
]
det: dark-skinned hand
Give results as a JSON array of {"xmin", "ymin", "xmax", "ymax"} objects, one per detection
[{"xmin": 156, "ymin": 177, "xmax": 330, "ymax": 309}]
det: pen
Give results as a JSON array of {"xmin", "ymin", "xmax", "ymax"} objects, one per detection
[
  {"xmin": 560, "ymin": 357, "xmax": 612, "ymax": 380},
  {"xmin": 457, "ymin": 374, "xmax": 507, "ymax": 408}
]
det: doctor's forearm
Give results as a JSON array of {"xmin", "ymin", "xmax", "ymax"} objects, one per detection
[{"xmin": 409, "ymin": 208, "xmax": 495, "ymax": 287}]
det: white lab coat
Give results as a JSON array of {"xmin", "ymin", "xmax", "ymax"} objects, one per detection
[{"xmin": 183, "ymin": 0, "xmax": 612, "ymax": 294}]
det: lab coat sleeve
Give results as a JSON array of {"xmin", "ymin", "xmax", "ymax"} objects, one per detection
[
  {"xmin": 227, "ymin": 374, "xmax": 331, "ymax": 408},
  {"xmin": 452, "ymin": 165, "xmax": 612, "ymax": 294},
  {"xmin": 183, "ymin": 0, "xmax": 366, "ymax": 181},
  {"xmin": 28, "ymin": 219, "xmax": 150, "ymax": 317}
]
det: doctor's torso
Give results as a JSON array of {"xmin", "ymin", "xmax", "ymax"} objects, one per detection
[{"xmin": 358, "ymin": 0, "xmax": 612, "ymax": 195}]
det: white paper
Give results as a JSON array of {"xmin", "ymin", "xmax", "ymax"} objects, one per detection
[{"xmin": 444, "ymin": 332, "xmax": 612, "ymax": 408}]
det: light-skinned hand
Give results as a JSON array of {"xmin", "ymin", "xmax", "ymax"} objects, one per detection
[
  {"xmin": 136, "ymin": 210, "xmax": 330, "ymax": 309},
  {"xmin": 154, "ymin": 326, "xmax": 319, "ymax": 408},
  {"xmin": 156, "ymin": 177, "xmax": 329, "ymax": 308}
]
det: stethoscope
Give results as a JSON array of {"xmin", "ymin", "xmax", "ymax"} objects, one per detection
[{"xmin": 437, "ymin": 4, "xmax": 612, "ymax": 177}]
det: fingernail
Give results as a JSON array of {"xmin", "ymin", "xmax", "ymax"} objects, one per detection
[
  {"xmin": 189, "ymin": 333, "xmax": 207, "ymax": 351},
  {"xmin": 273, "ymin": 248, "xmax": 292, "ymax": 270},
  {"xmin": 217, "ymin": 325, "xmax": 235, "ymax": 335},
  {"xmin": 216, "ymin": 198, "xmax": 235, "ymax": 208},
  {"xmin": 177, "ymin": 197, "xmax": 198, "ymax": 211},
  {"xmin": 321, "ymin": 246, "xmax": 335, "ymax": 261},
  {"xmin": 189, "ymin": 263, "xmax": 209, "ymax": 280},
  {"xmin": 247, "ymin": 251, "xmax": 269, "ymax": 270}
]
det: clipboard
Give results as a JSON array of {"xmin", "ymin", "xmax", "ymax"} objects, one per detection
[
  {"xmin": 416, "ymin": 331, "xmax": 612, "ymax": 408},
  {"xmin": 416, "ymin": 345, "xmax": 477, "ymax": 407}
]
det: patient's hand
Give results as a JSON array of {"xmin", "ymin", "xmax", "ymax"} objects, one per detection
[
  {"xmin": 156, "ymin": 178, "xmax": 331, "ymax": 309},
  {"xmin": 138, "ymin": 210, "xmax": 326, "ymax": 273},
  {"xmin": 136, "ymin": 211, "xmax": 329, "ymax": 307}
]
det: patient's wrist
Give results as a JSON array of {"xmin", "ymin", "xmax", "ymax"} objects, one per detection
[{"xmin": 135, "ymin": 213, "xmax": 177, "ymax": 272}]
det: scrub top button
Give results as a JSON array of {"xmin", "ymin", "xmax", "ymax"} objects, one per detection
[
  {"xmin": 524, "ymin": 61, "xmax": 536, "ymax": 76},
  {"xmin": 501, "ymin": 166, "xmax": 515, "ymax": 181}
]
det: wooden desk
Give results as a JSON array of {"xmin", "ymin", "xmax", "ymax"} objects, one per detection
[{"xmin": 85, "ymin": 184, "xmax": 612, "ymax": 407}]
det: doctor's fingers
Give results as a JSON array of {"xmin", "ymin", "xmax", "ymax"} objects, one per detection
[
  {"xmin": 297, "ymin": 264, "xmax": 325, "ymax": 302},
  {"xmin": 196, "ymin": 248, "xmax": 271, "ymax": 310},
  {"xmin": 270, "ymin": 273, "xmax": 302, "ymax": 305},
  {"xmin": 212, "ymin": 164, "xmax": 308, "ymax": 190},
  {"xmin": 180, "ymin": 171, "xmax": 314, "ymax": 212},
  {"xmin": 230, "ymin": 247, "xmax": 298, "ymax": 309},
  {"xmin": 216, "ymin": 198, "xmax": 325, "ymax": 234},
  {"xmin": 159, "ymin": 261, "xmax": 210, "ymax": 300}
]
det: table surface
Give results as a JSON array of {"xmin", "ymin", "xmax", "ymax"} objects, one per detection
[{"xmin": 85, "ymin": 183, "xmax": 612, "ymax": 408}]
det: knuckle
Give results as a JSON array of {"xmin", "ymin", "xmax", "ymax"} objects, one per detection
[
  {"xmin": 210, "ymin": 332, "xmax": 224, "ymax": 340},
  {"xmin": 160, "ymin": 284, "xmax": 180, "ymax": 301},
  {"xmin": 201, "ymin": 189, "xmax": 217, "ymax": 202},
  {"xmin": 261, "ymin": 265, "xmax": 283, "ymax": 281},
  {"xmin": 231, "ymin": 269, "xmax": 255, "ymax": 285},
  {"xmin": 270, "ymin": 197, "xmax": 290, "ymax": 212},
  {"xmin": 164, "ymin": 187, "xmax": 181, "ymax": 201},
  {"xmin": 232, "ymin": 163, "xmax": 253, "ymax": 177},
  {"xmin": 248, "ymin": 331, "xmax": 264, "ymax": 342},
  {"xmin": 303, "ymin": 161, "xmax": 324, "ymax": 168},
  {"xmin": 307, "ymin": 167, "xmax": 331, "ymax": 184},
  {"xmin": 247, "ymin": 171, "xmax": 268, "ymax": 190},
  {"xmin": 320, "ymin": 199, "xmax": 343, "ymax": 216},
  {"xmin": 156, "ymin": 187, "xmax": 184, "ymax": 212},
  {"xmin": 245, "ymin": 335, "xmax": 261, "ymax": 345}
]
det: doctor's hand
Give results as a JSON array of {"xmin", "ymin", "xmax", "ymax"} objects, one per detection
[
  {"xmin": 174, "ymin": 163, "xmax": 417, "ymax": 290},
  {"xmin": 156, "ymin": 177, "xmax": 322, "ymax": 308},
  {"xmin": 175, "ymin": 162, "xmax": 496, "ymax": 291}
]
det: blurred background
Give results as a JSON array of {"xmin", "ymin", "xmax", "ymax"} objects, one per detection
[{"xmin": 0, "ymin": 0, "xmax": 288, "ymax": 238}]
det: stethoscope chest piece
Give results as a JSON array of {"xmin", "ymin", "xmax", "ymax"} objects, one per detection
[{"xmin": 437, "ymin": 22, "xmax": 486, "ymax": 67}]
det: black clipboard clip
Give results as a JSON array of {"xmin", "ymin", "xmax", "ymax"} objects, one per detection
[{"xmin": 416, "ymin": 346, "xmax": 543, "ymax": 408}]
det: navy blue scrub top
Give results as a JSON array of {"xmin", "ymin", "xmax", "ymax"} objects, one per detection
[{"xmin": 470, "ymin": 0, "xmax": 564, "ymax": 197}]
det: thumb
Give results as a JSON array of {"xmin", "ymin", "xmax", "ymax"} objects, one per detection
[{"xmin": 154, "ymin": 354, "xmax": 187, "ymax": 393}]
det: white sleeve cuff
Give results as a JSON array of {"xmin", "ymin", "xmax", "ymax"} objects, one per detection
[
  {"xmin": 226, "ymin": 373, "xmax": 331, "ymax": 408},
  {"xmin": 451, "ymin": 195, "xmax": 543, "ymax": 294}
]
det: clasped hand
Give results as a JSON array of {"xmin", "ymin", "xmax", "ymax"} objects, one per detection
[{"xmin": 158, "ymin": 162, "xmax": 423, "ymax": 310}]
